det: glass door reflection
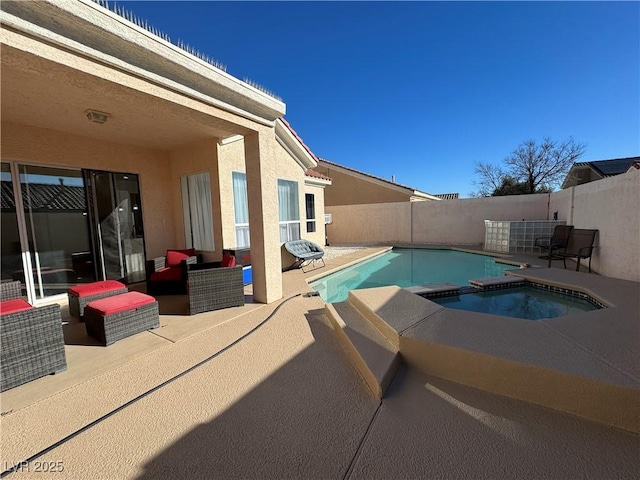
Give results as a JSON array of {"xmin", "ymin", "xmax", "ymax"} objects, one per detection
[
  {"xmin": 84, "ymin": 170, "xmax": 146, "ymax": 283},
  {"xmin": 17, "ymin": 164, "xmax": 95, "ymax": 300},
  {"xmin": 1, "ymin": 162, "xmax": 25, "ymax": 294}
]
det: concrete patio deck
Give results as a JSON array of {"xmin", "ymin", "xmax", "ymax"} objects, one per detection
[{"xmin": 1, "ymin": 246, "xmax": 638, "ymax": 479}]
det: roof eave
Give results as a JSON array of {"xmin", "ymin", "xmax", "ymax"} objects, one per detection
[
  {"xmin": 304, "ymin": 176, "xmax": 332, "ymax": 187},
  {"xmin": 275, "ymin": 119, "xmax": 317, "ymax": 170},
  {"xmin": 561, "ymin": 164, "xmax": 600, "ymax": 189},
  {"xmin": 411, "ymin": 191, "xmax": 442, "ymax": 201},
  {"xmin": 318, "ymin": 158, "xmax": 438, "ymax": 199},
  {"xmin": 1, "ymin": 0, "xmax": 286, "ymax": 125}
]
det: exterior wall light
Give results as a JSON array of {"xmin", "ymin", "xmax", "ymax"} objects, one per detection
[{"xmin": 85, "ymin": 110, "xmax": 110, "ymax": 124}]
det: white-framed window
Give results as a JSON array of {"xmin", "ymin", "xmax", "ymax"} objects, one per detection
[
  {"xmin": 181, "ymin": 172, "xmax": 215, "ymax": 251},
  {"xmin": 278, "ymin": 179, "xmax": 300, "ymax": 242},
  {"xmin": 232, "ymin": 171, "xmax": 250, "ymax": 248},
  {"xmin": 305, "ymin": 193, "xmax": 316, "ymax": 233}
]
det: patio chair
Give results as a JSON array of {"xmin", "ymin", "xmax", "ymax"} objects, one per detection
[
  {"xmin": 0, "ymin": 281, "xmax": 67, "ymax": 391},
  {"xmin": 547, "ymin": 229, "xmax": 598, "ymax": 272},
  {"xmin": 145, "ymin": 248, "xmax": 203, "ymax": 295},
  {"xmin": 186, "ymin": 261, "xmax": 245, "ymax": 315},
  {"xmin": 283, "ymin": 239, "xmax": 326, "ymax": 272},
  {"xmin": 535, "ymin": 224, "xmax": 574, "ymax": 260}
]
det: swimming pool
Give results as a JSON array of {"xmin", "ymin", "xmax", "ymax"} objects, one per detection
[
  {"xmin": 310, "ymin": 248, "xmax": 518, "ymax": 303},
  {"xmin": 432, "ymin": 286, "xmax": 600, "ymax": 320}
]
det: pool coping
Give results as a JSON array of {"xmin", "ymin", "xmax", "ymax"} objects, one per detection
[{"xmin": 305, "ymin": 246, "xmax": 393, "ymax": 283}]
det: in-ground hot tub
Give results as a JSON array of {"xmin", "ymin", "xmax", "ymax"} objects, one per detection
[{"xmin": 431, "ymin": 284, "xmax": 602, "ymax": 320}]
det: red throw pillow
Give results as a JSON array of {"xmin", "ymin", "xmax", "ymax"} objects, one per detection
[
  {"xmin": 166, "ymin": 250, "xmax": 189, "ymax": 267},
  {"xmin": 221, "ymin": 254, "xmax": 236, "ymax": 268}
]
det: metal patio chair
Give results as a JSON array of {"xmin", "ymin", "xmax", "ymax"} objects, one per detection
[
  {"xmin": 548, "ymin": 229, "xmax": 598, "ymax": 272},
  {"xmin": 283, "ymin": 239, "xmax": 326, "ymax": 272},
  {"xmin": 536, "ymin": 224, "xmax": 574, "ymax": 260}
]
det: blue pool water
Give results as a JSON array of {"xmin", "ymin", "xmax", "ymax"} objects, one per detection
[
  {"xmin": 310, "ymin": 248, "xmax": 516, "ymax": 303},
  {"xmin": 432, "ymin": 287, "xmax": 599, "ymax": 320}
]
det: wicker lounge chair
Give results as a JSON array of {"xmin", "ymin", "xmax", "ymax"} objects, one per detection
[
  {"xmin": 535, "ymin": 224, "xmax": 574, "ymax": 260},
  {"xmin": 283, "ymin": 239, "xmax": 326, "ymax": 272},
  {"xmin": 0, "ymin": 281, "xmax": 67, "ymax": 391},
  {"xmin": 548, "ymin": 228, "xmax": 598, "ymax": 272},
  {"xmin": 186, "ymin": 261, "xmax": 245, "ymax": 315}
]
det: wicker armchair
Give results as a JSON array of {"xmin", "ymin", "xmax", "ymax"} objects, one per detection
[
  {"xmin": 186, "ymin": 262, "xmax": 245, "ymax": 315},
  {"xmin": 0, "ymin": 279, "xmax": 21, "ymax": 301},
  {"xmin": 0, "ymin": 281, "xmax": 67, "ymax": 391},
  {"xmin": 146, "ymin": 249, "xmax": 203, "ymax": 295}
]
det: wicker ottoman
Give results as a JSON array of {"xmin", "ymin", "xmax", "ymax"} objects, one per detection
[
  {"xmin": 84, "ymin": 291, "xmax": 159, "ymax": 346},
  {"xmin": 68, "ymin": 280, "xmax": 128, "ymax": 319}
]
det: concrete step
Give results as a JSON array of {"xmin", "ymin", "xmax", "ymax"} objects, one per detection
[
  {"xmin": 325, "ymin": 301, "xmax": 400, "ymax": 398},
  {"xmin": 349, "ymin": 286, "xmax": 445, "ymax": 349}
]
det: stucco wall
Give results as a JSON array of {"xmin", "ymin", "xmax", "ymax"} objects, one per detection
[
  {"xmin": 548, "ymin": 187, "xmax": 573, "ymax": 223},
  {"xmin": 561, "ymin": 171, "xmax": 639, "ymax": 280},
  {"xmin": 328, "ymin": 194, "xmax": 549, "ymax": 246},
  {"xmin": 167, "ymin": 138, "xmax": 221, "ymax": 259},
  {"xmin": 217, "ymin": 139, "xmax": 246, "ymax": 250},
  {"xmin": 303, "ymin": 182, "xmax": 328, "ymax": 247},
  {"xmin": 327, "ymin": 203, "xmax": 412, "ymax": 245},
  {"xmin": 316, "ymin": 166, "xmax": 412, "ymax": 206},
  {"xmin": 411, "ymin": 195, "xmax": 549, "ymax": 245},
  {"xmin": 1, "ymin": 121, "xmax": 175, "ymax": 259},
  {"xmin": 216, "ymin": 136, "xmax": 326, "ymax": 257}
]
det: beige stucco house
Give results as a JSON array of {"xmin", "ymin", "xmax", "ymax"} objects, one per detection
[
  {"xmin": 1, "ymin": 0, "xmax": 329, "ymax": 306},
  {"xmin": 314, "ymin": 158, "xmax": 442, "ymax": 206}
]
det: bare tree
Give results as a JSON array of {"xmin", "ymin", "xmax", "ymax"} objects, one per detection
[
  {"xmin": 472, "ymin": 137, "xmax": 586, "ymax": 197},
  {"xmin": 472, "ymin": 162, "xmax": 506, "ymax": 197}
]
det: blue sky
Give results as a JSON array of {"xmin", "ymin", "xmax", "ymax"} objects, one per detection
[{"xmin": 121, "ymin": 1, "xmax": 639, "ymax": 197}]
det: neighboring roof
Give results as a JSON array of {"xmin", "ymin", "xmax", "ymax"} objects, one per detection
[
  {"xmin": 305, "ymin": 169, "xmax": 332, "ymax": 181},
  {"xmin": 1, "ymin": 181, "xmax": 86, "ymax": 212},
  {"xmin": 433, "ymin": 193, "xmax": 460, "ymax": 200},
  {"xmin": 316, "ymin": 158, "xmax": 441, "ymax": 201},
  {"xmin": 574, "ymin": 157, "xmax": 640, "ymax": 177},
  {"xmin": 562, "ymin": 156, "xmax": 640, "ymax": 188}
]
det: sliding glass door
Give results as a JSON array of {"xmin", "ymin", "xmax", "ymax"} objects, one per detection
[
  {"xmin": 1, "ymin": 162, "xmax": 147, "ymax": 302},
  {"xmin": 1, "ymin": 162, "xmax": 26, "ymax": 294},
  {"xmin": 17, "ymin": 164, "xmax": 95, "ymax": 300},
  {"xmin": 84, "ymin": 170, "xmax": 146, "ymax": 284}
]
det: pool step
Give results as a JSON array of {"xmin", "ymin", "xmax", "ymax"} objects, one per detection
[
  {"xmin": 469, "ymin": 276, "xmax": 525, "ymax": 289},
  {"xmin": 403, "ymin": 282, "xmax": 460, "ymax": 296},
  {"xmin": 349, "ymin": 287, "xmax": 445, "ymax": 349},
  {"xmin": 325, "ymin": 301, "xmax": 400, "ymax": 398}
]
